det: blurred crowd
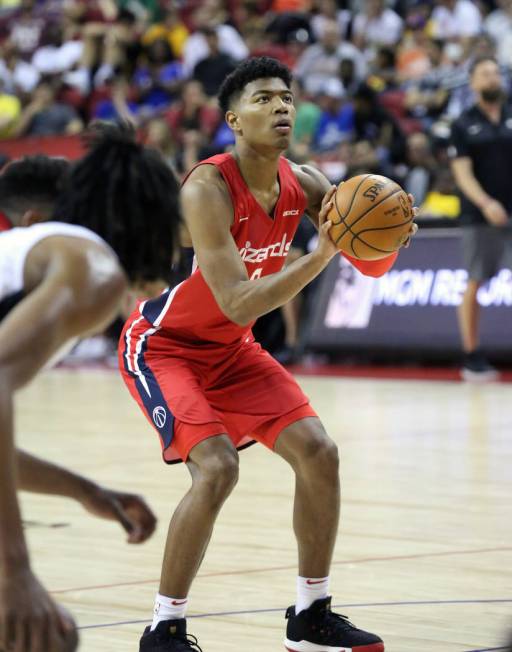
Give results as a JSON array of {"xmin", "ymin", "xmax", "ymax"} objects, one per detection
[{"xmin": 1, "ymin": 0, "xmax": 512, "ymax": 221}]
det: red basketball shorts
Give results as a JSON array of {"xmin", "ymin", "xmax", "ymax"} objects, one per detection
[{"xmin": 119, "ymin": 314, "xmax": 317, "ymax": 464}]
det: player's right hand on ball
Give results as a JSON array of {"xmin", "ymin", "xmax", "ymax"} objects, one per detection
[
  {"xmin": 0, "ymin": 568, "xmax": 78, "ymax": 652},
  {"xmin": 483, "ymin": 199, "xmax": 508, "ymax": 226},
  {"xmin": 314, "ymin": 185, "xmax": 339, "ymax": 263}
]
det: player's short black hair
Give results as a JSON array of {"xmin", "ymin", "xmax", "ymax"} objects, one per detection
[
  {"xmin": 0, "ymin": 155, "xmax": 69, "ymax": 225},
  {"xmin": 470, "ymin": 55, "xmax": 498, "ymax": 76},
  {"xmin": 218, "ymin": 56, "xmax": 293, "ymax": 114},
  {"xmin": 53, "ymin": 122, "xmax": 181, "ymax": 283}
]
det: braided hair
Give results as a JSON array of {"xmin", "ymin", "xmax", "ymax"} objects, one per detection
[{"xmin": 54, "ymin": 122, "xmax": 181, "ymax": 283}]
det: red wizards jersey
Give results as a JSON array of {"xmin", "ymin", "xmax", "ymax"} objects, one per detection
[{"xmin": 139, "ymin": 153, "xmax": 308, "ymax": 347}]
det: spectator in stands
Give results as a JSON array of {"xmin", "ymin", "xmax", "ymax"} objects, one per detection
[
  {"xmin": 145, "ymin": 116, "xmax": 179, "ymax": 173},
  {"xmin": 310, "ymin": 0, "xmax": 351, "ymax": 41},
  {"xmin": 117, "ymin": 0, "xmax": 161, "ymax": 25},
  {"xmin": 404, "ymin": 38, "xmax": 451, "ymax": 126},
  {"xmin": 338, "ymin": 57, "xmax": 359, "ymax": 96},
  {"xmin": 419, "ymin": 167, "xmax": 460, "ymax": 219},
  {"xmin": 264, "ymin": 10, "xmax": 313, "ymax": 45},
  {"xmin": 449, "ymin": 56, "xmax": 512, "ymax": 381},
  {"xmin": 290, "ymin": 79, "xmax": 321, "ymax": 161},
  {"xmin": 0, "ymin": 42, "xmax": 40, "ymax": 98},
  {"xmin": 80, "ymin": 6, "xmax": 140, "ymax": 89},
  {"xmin": 485, "ymin": 0, "xmax": 512, "ymax": 68},
  {"xmin": 141, "ymin": 5, "xmax": 189, "ymax": 60},
  {"xmin": 6, "ymin": 0, "xmax": 45, "ymax": 59},
  {"xmin": 352, "ymin": 82, "xmax": 406, "ymax": 163},
  {"xmin": 133, "ymin": 38, "xmax": 183, "ymax": 112},
  {"xmin": 352, "ymin": 0, "xmax": 403, "ymax": 52},
  {"xmin": 367, "ymin": 46, "xmax": 398, "ymax": 91},
  {"xmin": 346, "ymin": 138, "xmax": 394, "ymax": 177},
  {"xmin": 192, "ymin": 27, "xmax": 237, "ymax": 98},
  {"xmin": 13, "ymin": 78, "xmax": 83, "ymax": 137},
  {"xmin": 90, "ymin": 74, "xmax": 138, "ymax": 123},
  {"xmin": 0, "ymin": 78, "xmax": 21, "ymax": 137},
  {"xmin": 182, "ymin": 4, "xmax": 249, "ymax": 77},
  {"xmin": 402, "ymin": 132, "xmax": 436, "ymax": 205},
  {"xmin": 164, "ymin": 79, "xmax": 220, "ymax": 171},
  {"xmin": 430, "ymin": 0, "xmax": 482, "ymax": 43},
  {"xmin": 312, "ymin": 77, "xmax": 354, "ymax": 152},
  {"xmin": 31, "ymin": 22, "xmax": 83, "ymax": 77},
  {"xmin": 294, "ymin": 19, "xmax": 365, "ymax": 95},
  {"xmin": 396, "ymin": 4, "xmax": 434, "ymax": 83},
  {"xmin": 233, "ymin": 0, "xmax": 268, "ymax": 51}
]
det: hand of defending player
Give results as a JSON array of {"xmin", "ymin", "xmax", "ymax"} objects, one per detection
[
  {"xmin": 0, "ymin": 568, "xmax": 78, "ymax": 652},
  {"xmin": 482, "ymin": 198, "xmax": 509, "ymax": 226},
  {"xmin": 80, "ymin": 485, "xmax": 157, "ymax": 544},
  {"xmin": 313, "ymin": 185, "xmax": 339, "ymax": 263}
]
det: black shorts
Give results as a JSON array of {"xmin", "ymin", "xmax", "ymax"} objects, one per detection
[{"xmin": 461, "ymin": 224, "xmax": 512, "ymax": 281}]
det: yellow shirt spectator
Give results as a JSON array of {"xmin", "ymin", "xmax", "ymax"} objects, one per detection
[
  {"xmin": 0, "ymin": 93, "xmax": 21, "ymax": 138},
  {"xmin": 420, "ymin": 191, "xmax": 461, "ymax": 219},
  {"xmin": 142, "ymin": 10, "xmax": 189, "ymax": 59}
]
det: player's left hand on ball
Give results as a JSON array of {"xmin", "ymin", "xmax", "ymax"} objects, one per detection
[
  {"xmin": 315, "ymin": 184, "xmax": 339, "ymax": 263},
  {"xmin": 81, "ymin": 486, "xmax": 157, "ymax": 543},
  {"xmin": 399, "ymin": 193, "xmax": 419, "ymax": 249}
]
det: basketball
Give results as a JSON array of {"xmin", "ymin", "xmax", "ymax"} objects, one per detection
[{"xmin": 328, "ymin": 174, "xmax": 413, "ymax": 260}]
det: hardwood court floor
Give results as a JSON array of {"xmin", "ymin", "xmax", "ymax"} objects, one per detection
[{"xmin": 15, "ymin": 368, "xmax": 512, "ymax": 652}]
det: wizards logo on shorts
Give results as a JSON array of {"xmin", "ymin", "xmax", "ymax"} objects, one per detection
[{"xmin": 153, "ymin": 406, "xmax": 167, "ymax": 428}]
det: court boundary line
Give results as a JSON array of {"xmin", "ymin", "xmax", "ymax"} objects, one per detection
[
  {"xmin": 54, "ymin": 363, "xmax": 512, "ymax": 383},
  {"xmin": 51, "ymin": 546, "xmax": 512, "ymax": 595},
  {"xmin": 463, "ymin": 648, "xmax": 509, "ymax": 651},
  {"xmin": 77, "ymin": 598, "xmax": 512, "ymax": 631}
]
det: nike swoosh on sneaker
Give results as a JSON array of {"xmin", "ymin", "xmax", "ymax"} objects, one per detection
[{"xmin": 172, "ymin": 600, "xmax": 188, "ymax": 606}]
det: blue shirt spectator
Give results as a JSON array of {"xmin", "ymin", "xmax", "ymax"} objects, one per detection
[{"xmin": 313, "ymin": 78, "xmax": 354, "ymax": 152}]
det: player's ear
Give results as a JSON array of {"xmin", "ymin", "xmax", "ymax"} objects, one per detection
[
  {"xmin": 20, "ymin": 209, "xmax": 46, "ymax": 227},
  {"xmin": 226, "ymin": 110, "xmax": 240, "ymax": 132}
]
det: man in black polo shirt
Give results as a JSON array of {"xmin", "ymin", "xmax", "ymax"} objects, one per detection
[{"xmin": 450, "ymin": 55, "xmax": 512, "ymax": 381}]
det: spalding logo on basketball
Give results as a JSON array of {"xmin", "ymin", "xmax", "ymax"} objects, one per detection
[
  {"xmin": 328, "ymin": 174, "xmax": 414, "ymax": 261},
  {"xmin": 153, "ymin": 406, "xmax": 167, "ymax": 428}
]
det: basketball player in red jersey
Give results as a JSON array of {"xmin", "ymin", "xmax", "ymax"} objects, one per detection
[{"xmin": 120, "ymin": 57, "xmax": 417, "ymax": 652}]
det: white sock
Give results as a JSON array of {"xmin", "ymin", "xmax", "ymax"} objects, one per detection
[
  {"xmin": 296, "ymin": 576, "xmax": 330, "ymax": 615},
  {"xmin": 151, "ymin": 593, "xmax": 188, "ymax": 631}
]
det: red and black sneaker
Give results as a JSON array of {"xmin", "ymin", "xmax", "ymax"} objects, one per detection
[
  {"xmin": 139, "ymin": 619, "xmax": 203, "ymax": 652},
  {"xmin": 284, "ymin": 597, "xmax": 384, "ymax": 652}
]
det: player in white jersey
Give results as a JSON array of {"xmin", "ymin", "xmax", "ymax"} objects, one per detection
[
  {"xmin": 0, "ymin": 223, "xmax": 156, "ymax": 513},
  {"xmin": 0, "ymin": 123, "xmax": 181, "ymax": 652},
  {"xmin": 0, "ymin": 155, "xmax": 160, "ymax": 536}
]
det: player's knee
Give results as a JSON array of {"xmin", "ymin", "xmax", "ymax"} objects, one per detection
[
  {"xmin": 312, "ymin": 436, "xmax": 339, "ymax": 477},
  {"xmin": 282, "ymin": 420, "xmax": 339, "ymax": 477},
  {"xmin": 197, "ymin": 450, "xmax": 239, "ymax": 500},
  {"xmin": 297, "ymin": 427, "xmax": 339, "ymax": 477}
]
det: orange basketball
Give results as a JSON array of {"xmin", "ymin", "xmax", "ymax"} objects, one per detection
[{"xmin": 328, "ymin": 174, "xmax": 413, "ymax": 260}]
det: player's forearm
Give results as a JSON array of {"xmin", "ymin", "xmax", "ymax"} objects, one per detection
[
  {"xmin": 16, "ymin": 450, "xmax": 94, "ymax": 503},
  {"xmin": 225, "ymin": 250, "xmax": 329, "ymax": 326},
  {"xmin": 0, "ymin": 386, "xmax": 30, "ymax": 573}
]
